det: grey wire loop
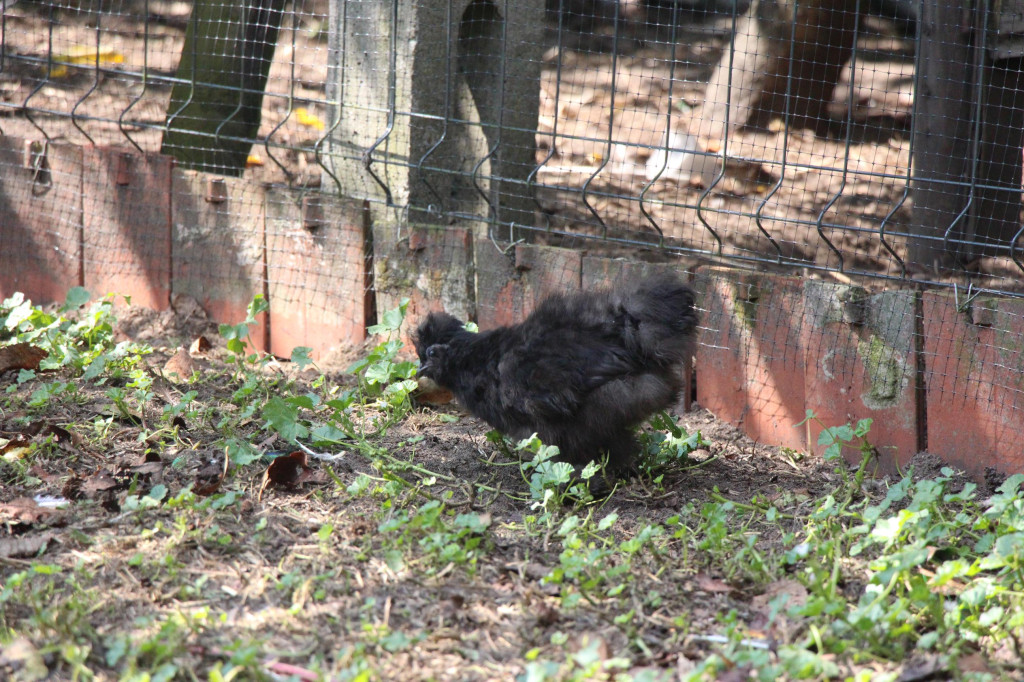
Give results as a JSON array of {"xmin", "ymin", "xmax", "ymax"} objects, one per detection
[{"xmin": 118, "ymin": 0, "xmax": 149, "ymax": 154}]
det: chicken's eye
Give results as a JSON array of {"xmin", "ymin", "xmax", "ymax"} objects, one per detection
[{"xmin": 426, "ymin": 346, "xmax": 438, "ymax": 359}]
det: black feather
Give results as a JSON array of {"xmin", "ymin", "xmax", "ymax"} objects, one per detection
[{"xmin": 415, "ymin": 273, "xmax": 699, "ymax": 474}]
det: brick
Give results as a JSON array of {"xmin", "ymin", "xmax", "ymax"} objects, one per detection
[
  {"xmin": 0, "ymin": 137, "xmax": 82, "ymax": 304},
  {"xmin": 922, "ymin": 292, "xmax": 1024, "ymax": 477},
  {"xmin": 82, "ymin": 147, "xmax": 172, "ymax": 310},
  {"xmin": 803, "ymin": 282, "xmax": 920, "ymax": 473},
  {"xmin": 372, "ymin": 223, "xmax": 474, "ymax": 348},
  {"xmin": 695, "ymin": 268, "xmax": 807, "ymax": 451},
  {"xmin": 265, "ymin": 190, "xmax": 372, "ymax": 359},
  {"xmin": 171, "ymin": 170, "xmax": 267, "ymax": 351},
  {"xmin": 475, "ymin": 241, "xmax": 582, "ymax": 328},
  {"xmin": 474, "ymin": 238, "xmax": 520, "ymax": 329}
]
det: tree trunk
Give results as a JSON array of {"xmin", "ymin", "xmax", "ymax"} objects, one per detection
[
  {"xmin": 683, "ymin": 0, "xmax": 859, "ymax": 183},
  {"xmin": 161, "ymin": 0, "xmax": 286, "ymax": 175}
]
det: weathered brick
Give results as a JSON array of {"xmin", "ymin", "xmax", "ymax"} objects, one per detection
[
  {"xmin": 475, "ymin": 241, "xmax": 582, "ymax": 328},
  {"xmin": 373, "ymin": 223, "xmax": 474, "ymax": 347},
  {"xmin": 922, "ymin": 292, "xmax": 1024, "ymax": 477},
  {"xmin": 695, "ymin": 268, "xmax": 808, "ymax": 451},
  {"xmin": 171, "ymin": 170, "xmax": 267, "ymax": 351},
  {"xmin": 0, "ymin": 137, "xmax": 82, "ymax": 304},
  {"xmin": 265, "ymin": 190, "xmax": 372, "ymax": 359},
  {"xmin": 82, "ymin": 147, "xmax": 172, "ymax": 310},
  {"xmin": 803, "ymin": 282, "xmax": 920, "ymax": 473}
]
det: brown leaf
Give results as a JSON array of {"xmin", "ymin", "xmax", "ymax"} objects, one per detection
[
  {"xmin": 0, "ymin": 343, "xmax": 48, "ymax": 373},
  {"xmin": 194, "ymin": 449, "xmax": 228, "ymax": 496},
  {"xmin": 28, "ymin": 465, "xmax": 61, "ymax": 484},
  {"xmin": 41, "ymin": 424, "xmax": 75, "ymax": 445},
  {"xmin": 132, "ymin": 458, "xmax": 165, "ymax": 483},
  {"xmin": 750, "ymin": 579, "xmax": 808, "ymax": 613},
  {"xmin": 258, "ymin": 450, "xmax": 327, "ymax": 498},
  {"xmin": 415, "ymin": 377, "xmax": 454, "ymax": 406},
  {"xmin": 0, "ymin": 533, "xmax": 52, "ymax": 558},
  {"xmin": 0, "ymin": 433, "xmax": 31, "ymax": 458},
  {"xmin": 0, "ymin": 497, "xmax": 59, "ymax": 524},
  {"xmin": 189, "ymin": 335, "xmax": 211, "ymax": 354},
  {"xmin": 82, "ymin": 471, "xmax": 119, "ymax": 496},
  {"xmin": 263, "ymin": 451, "xmax": 309, "ymax": 488},
  {"xmin": 695, "ymin": 573, "xmax": 733, "ymax": 593},
  {"xmin": 163, "ymin": 347, "xmax": 196, "ymax": 383}
]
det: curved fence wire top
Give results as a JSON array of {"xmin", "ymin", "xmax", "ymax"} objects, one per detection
[{"xmin": 1, "ymin": 0, "xmax": 1023, "ymax": 295}]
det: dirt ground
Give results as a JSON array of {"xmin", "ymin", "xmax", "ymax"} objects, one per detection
[
  {"xmin": 2, "ymin": 1, "xmax": 1021, "ymax": 293},
  {"xmin": 2, "ymin": 300, "xmax": 1001, "ymax": 681}
]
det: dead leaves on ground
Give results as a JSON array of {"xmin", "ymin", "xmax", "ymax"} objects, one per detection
[
  {"xmin": 0, "ymin": 342, "xmax": 47, "ymax": 373},
  {"xmin": 162, "ymin": 347, "xmax": 197, "ymax": 383},
  {"xmin": 194, "ymin": 448, "xmax": 230, "ymax": 496},
  {"xmin": 258, "ymin": 450, "xmax": 327, "ymax": 499},
  {"xmin": 0, "ymin": 497, "xmax": 65, "ymax": 559},
  {"xmin": 1, "ymin": 420, "xmax": 79, "ymax": 463}
]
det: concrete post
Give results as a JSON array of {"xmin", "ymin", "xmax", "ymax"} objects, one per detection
[{"xmin": 325, "ymin": 0, "xmax": 544, "ymax": 233}]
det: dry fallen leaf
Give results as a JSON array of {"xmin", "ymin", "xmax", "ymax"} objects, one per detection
[
  {"xmin": 189, "ymin": 335, "xmax": 212, "ymax": 354},
  {"xmin": 750, "ymin": 579, "xmax": 808, "ymax": 613},
  {"xmin": 0, "ymin": 533, "xmax": 53, "ymax": 559},
  {"xmin": 0, "ymin": 433, "xmax": 31, "ymax": 461},
  {"xmin": 163, "ymin": 347, "xmax": 196, "ymax": 383},
  {"xmin": 263, "ymin": 450, "xmax": 309, "ymax": 488},
  {"xmin": 131, "ymin": 452, "xmax": 165, "ymax": 483},
  {"xmin": 0, "ymin": 343, "xmax": 48, "ymax": 373},
  {"xmin": 49, "ymin": 46, "xmax": 124, "ymax": 78},
  {"xmin": 259, "ymin": 450, "xmax": 326, "ymax": 498},
  {"xmin": 195, "ymin": 448, "xmax": 230, "ymax": 497},
  {"xmin": 0, "ymin": 497, "xmax": 61, "ymax": 525},
  {"xmin": 695, "ymin": 573, "xmax": 733, "ymax": 594}
]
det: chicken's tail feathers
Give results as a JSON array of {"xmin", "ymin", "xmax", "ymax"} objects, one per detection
[{"xmin": 622, "ymin": 274, "xmax": 699, "ymax": 363}]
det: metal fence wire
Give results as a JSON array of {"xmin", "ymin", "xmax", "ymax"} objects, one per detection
[
  {"xmin": 4, "ymin": 0, "xmax": 1023, "ymax": 290},
  {"xmin": 0, "ymin": 1, "xmax": 1022, "ymax": 460}
]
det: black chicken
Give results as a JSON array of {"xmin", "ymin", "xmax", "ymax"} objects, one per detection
[{"xmin": 414, "ymin": 273, "xmax": 698, "ymax": 474}]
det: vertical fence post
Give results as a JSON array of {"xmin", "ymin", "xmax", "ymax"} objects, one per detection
[
  {"xmin": 324, "ymin": 0, "xmax": 544, "ymax": 230},
  {"xmin": 910, "ymin": 0, "xmax": 1024, "ymax": 266}
]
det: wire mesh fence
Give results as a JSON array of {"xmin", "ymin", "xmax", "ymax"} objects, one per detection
[
  {"xmin": 0, "ymin": 0, "xmax": 1022, "ymax": 464},
  {"xmin": 4, "ymin": 0, "xmax": 1023, "ymax": 287}
]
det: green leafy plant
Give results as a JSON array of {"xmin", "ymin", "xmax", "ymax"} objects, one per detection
[
  {"xmin": 346, "ymin": 298, "xmax": 418, "ymax": 405},
  {"xmin": 376, "ymin": 499, "xmax": 492, "ymax": 575},
  {"xmin": 515, "ymin": 434, "xmax": 600, "ymax": 509},
  {"xmin": 2, "ymin": 288, "xmax": 149, "ymax": 376},
  {"xmin": 219, "ymin": 294, "xmax": 270, "ymax": 371},
  {"xmin": 640, "ymin": 411, "xmax": 709, "ymax": 477}
]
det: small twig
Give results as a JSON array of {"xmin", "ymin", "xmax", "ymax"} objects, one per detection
[
  {"xmin": 293, "ymin": 439, "xmax": 346, "ymax": 463},
  {"xmin": 688, "ymin": 633, "xmax": 773, "ymax": 650}
]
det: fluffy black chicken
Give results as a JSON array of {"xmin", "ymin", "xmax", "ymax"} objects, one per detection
[{"xmin": 414, "ymin": 273, "xmax": 698, "ymax": 474}]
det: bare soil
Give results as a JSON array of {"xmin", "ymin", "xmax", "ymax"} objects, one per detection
[{"xmin": 0, "ymin": 301, "xmax": 941, "ymax": 680}]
